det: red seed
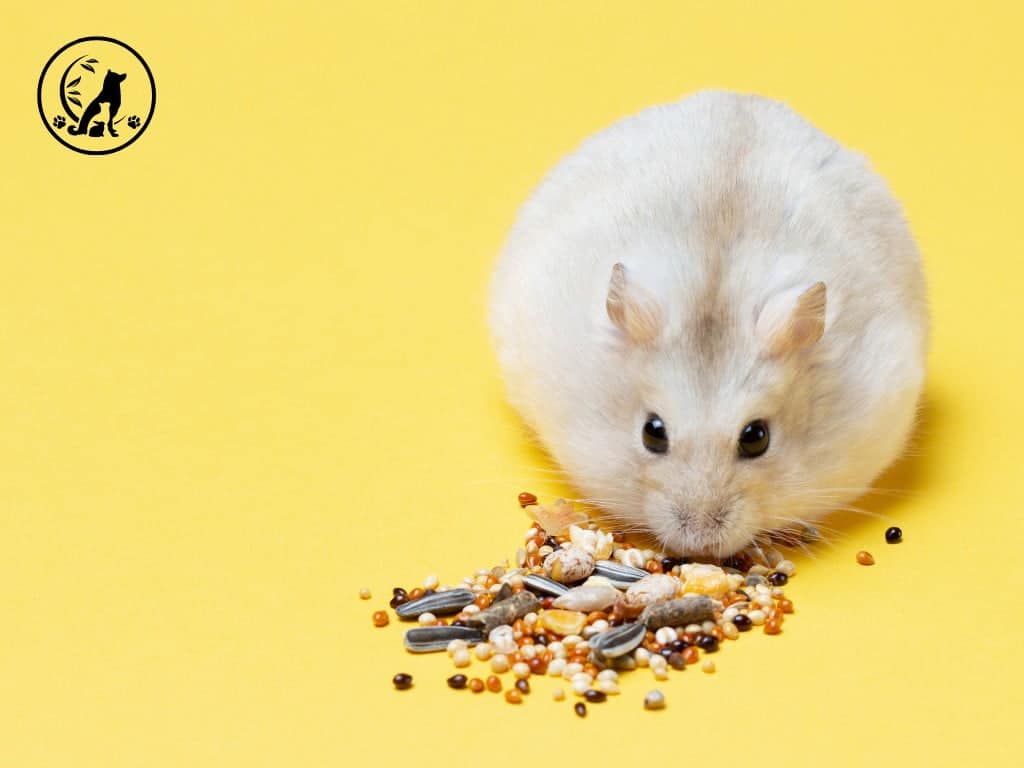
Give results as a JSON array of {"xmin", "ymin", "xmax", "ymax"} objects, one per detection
[
  {"xmin": 856, "ymin": 550, "xmax": 875, "ymax": 566},
  {"xmin": 518, "ymin": 492, "xmax": 538, "ymax": 507}
]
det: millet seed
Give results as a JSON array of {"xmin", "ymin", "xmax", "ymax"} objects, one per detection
[
  {"xmin": 447, "ymin": 674, "xmax": 468, "ymax": 689},
  {"xmin": 392, "ymin": 673, "xmax": 413, "ymax": 690},
  {"xmin": 372, "ymin": 611, "xmax": 389, "ymax": 628},
  {"xmin": 644, "ymin": 690, "xmax": 666, "ymax": 710},
  {"xmin": 857, "ymin": 550, "xmax": 875, "ymax": 566},
  {"xmin": 696, "ymin": 634, "xmax": 719, "ymax": 653}
]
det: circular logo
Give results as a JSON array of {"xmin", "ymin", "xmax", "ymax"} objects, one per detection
[{"xmin": 37, "ymin": 36, "xmax": 155, "ymax": 155}]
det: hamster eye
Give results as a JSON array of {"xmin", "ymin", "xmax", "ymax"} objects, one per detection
[
  {"xmin": 738, "ymin": 420, "xmax": 770, "ymax": 458},
  {"xmin": 642, "ymin": 414, "xmax": 669, "ymax": 454}
]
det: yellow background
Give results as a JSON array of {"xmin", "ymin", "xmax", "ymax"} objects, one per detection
[{"xmin": 3, "ymin": 2, "xmax": 1022, "ymax": 766}]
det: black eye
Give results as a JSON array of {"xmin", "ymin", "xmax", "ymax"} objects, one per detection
[
  {"xmin": 642, "ymin": 414, "xmax": 669, "ymax": 454},
  {"xmin": 738, "ymin": 420, "xmax": 770, "ymax": 458}
]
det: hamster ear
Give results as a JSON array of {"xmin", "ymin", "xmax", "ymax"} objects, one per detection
[
  {"xmin": 606, "ymin": 263, "xmax": 664, "ymax": 344},
  {"xmin": 756, "ymin": 282, "xmax": 827, "ymax": 357}
]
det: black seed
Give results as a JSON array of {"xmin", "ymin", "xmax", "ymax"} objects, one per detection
[
  {"xmin": 392, "ymin": 587, "xmax": 407, "ymax": 596},
  {"xmin": 668, "ymin": 652, "xmax": 686, "ymax": 670},
  {"xmin": 733, "ymin": 614, "xmax": 753, "ymax": 632},
  {"xmin": 389, "ymin": 593, "xmax": 409, "ymax": 609},
  {"xmin": 768, "ymin": 571, "xmax": 789, "ymax": 586},
  {"xmin": 515, "ymin": 678, "xmax": 530, "ymax": 694},
  {"xmin": 670, "ymin": 638, "xmax": 690, "ymax": 652},
  {"xmin": 533, "ymin": 633, "xmax": 548, "ymax": 646},
  {"xmin": 885, "ymin": 526, "xmax": 903, "ymax": 544},
  {"xmin": 696, "ymin": 634, "xmax": 719, "ymax": 653},
  {"xmin": 392, "ymin": 673, "xmax": 413, "ymax": 690},
  {"xmin": 660, "ymin": 557, "xmax": 683, "ymax": 572},
  {"xmin": 446, "ymin": 674, "xmax": 467, "ymax": 689},
  {"xmin": 659, "ymin": 648, "xmax": 674, "ymax": 660},
  {"xmin": 721, "ymin": 554, "xmax": 750, "ymax": 571},
  {"xmin": 583, "ymin": 689, "xmax": 606, "ymax": 703},
  {"xmin": 544, "ymin": 536, "xmax": 559, "ymax": 549},
  {"xmin": 574, "ymin": 702, "xmax": 587, "ymax": 717}
]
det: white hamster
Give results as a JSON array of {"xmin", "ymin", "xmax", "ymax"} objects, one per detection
[{"xmin": 489, "ymin": 90, "xmax": 928, "ymax": 557}]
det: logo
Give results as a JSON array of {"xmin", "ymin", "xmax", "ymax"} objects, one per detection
[{"xmin": 37, "ymin": 36, "xmax": 155, "ymax": 155}]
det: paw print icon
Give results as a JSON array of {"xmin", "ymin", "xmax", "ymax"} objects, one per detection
[
  {"xmin": 126, "ymin": 115, "xmax": 140, "ymax": 129},
  {"xmin": 52, "ymin": 115, "xmax": 66, "ymax": 129}
]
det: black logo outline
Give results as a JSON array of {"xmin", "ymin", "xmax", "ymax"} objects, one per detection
[{"xmin": 37, "ymin": 36, "xmax": 156, "ymax": 156}]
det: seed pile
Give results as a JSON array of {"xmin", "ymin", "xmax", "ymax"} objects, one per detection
[{"xmin": 375, "ymin": 495, "xmax": 814, "ymax": 712}]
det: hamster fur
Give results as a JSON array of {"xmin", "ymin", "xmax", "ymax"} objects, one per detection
[{"xmin": 489, "ymin": 90, "xmax": 928, "ymax": 558}]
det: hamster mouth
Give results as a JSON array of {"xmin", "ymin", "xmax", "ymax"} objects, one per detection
[
  {"xmin": 652, "ymin": 508, "xmax": 756, "ymax": 559},
  {"xmin": 656, "ymin": 519, "xmax": 735, "ymax": 559}
]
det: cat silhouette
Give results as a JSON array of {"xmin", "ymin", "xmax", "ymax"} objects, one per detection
[{"xmin": 69, "ymin": 69, "xmax": 126, "ymax": 137}]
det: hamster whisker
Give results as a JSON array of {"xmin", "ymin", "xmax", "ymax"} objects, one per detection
[
  {"xmin": 769, "ymin": 515, "xmax": 845, "ymax": 539},
  {"xmin": 806, "ymin": 486, "xmax": 914, "ymax": 499},
  {"xmin": 820, "ymin": 503, "xmax": 894, "ymax": 523}
]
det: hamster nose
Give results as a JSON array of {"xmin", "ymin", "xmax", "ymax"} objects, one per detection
[
  {"xmin": 708, "ymin": 507, "xmax": 730, "ymax": 526},
  {"xmin": 676, "ymin": 504, "xmax": 730, "ymax": 531}
]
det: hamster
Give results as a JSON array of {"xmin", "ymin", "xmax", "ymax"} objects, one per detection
[{"xmin": 489, "ymin": 90, "xmax": 928, "ymax": 558}]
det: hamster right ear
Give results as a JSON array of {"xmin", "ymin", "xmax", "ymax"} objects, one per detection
[
  {"xmin": 756, "ymin": 282, "xmax": 827, "ymax": 357},
  {"xmin": 606, "ymin": 263, "xmax": 664, "ymax": 344}
]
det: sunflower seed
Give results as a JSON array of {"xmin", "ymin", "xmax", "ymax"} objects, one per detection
[
  {"xmin": 594, "ymin": 560, "xmax": 649, "ymax": 584},
  {"xmin": 403, "ymin": 625, "xmax": 485, "ymax": 653},
  {"xmin": 589, "ymin": 621, "xmax": 646, "ymax": 660},
  {"xmin": 394, "ymin": 588, "xmax": 475, "ymax": 619},
  {"xmin": 522, "ymin": 574, "xmax": 570, "ymax": 596}
]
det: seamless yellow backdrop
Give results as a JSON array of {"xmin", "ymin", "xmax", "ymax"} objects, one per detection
[{"xmin": 3, "ymin": 2, "xmax": 1023, "ymax": 766}]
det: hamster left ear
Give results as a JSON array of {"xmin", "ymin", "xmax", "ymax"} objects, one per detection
[
  {"xmin": 606, "ymin": 263, "xmax": 664, "ymax": 344},
  {"xmin": 756, "ymin": 282, "xmax": 827, "ymax": 357}
]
